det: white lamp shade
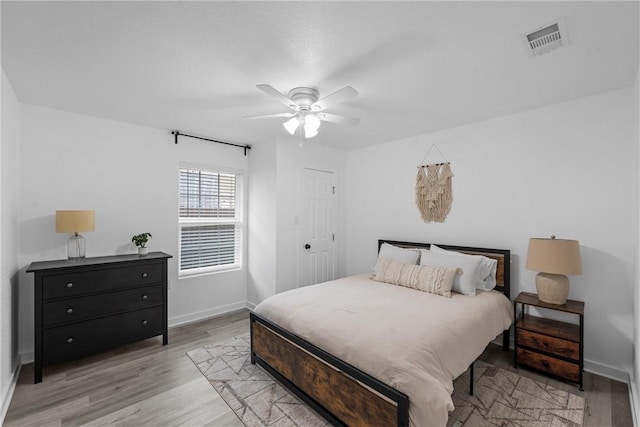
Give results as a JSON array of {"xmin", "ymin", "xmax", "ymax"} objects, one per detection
[
  {"xmin": 304, "ymin": 113, "xmax": 321, "ymax": 131},
  {"xmin": 283, "ymin": 117, "xmax": 300, "ymax": 135},
  {"xmin": 56, "ymin": 210, "xmax": 95, "ymax": 233},
  {"xmin": 304, "ymin": 125, "xmax": 318, "ymax": 138}
]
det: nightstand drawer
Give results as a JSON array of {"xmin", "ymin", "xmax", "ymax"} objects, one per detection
[
  {"xmin": 42, "ymin": 263, "xmax": 163, "ymax": 300},
  {"xmin": 42, "ymin": 285, "xmax": 163, "ymax": 327},
  {"xmin": 517, "ymin": 329, "xmax": 579, "ymax": 360},
  {"xmin": 517, "ymin": 348, "xmax": 580, "ymax": 382},
  {"xmin": 43, "ymin": 306, "xmax": 163, "ymax": 362}
]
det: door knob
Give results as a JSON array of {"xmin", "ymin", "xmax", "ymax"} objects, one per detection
[{"xmin": 304, "ymin": 243, "xmax": 311, "ymax": 250}]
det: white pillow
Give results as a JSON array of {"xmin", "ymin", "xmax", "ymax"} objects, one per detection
[
  {"xmin": 430, "ymin": 245, "xmax": 498, "ymax": 291},
  {"xmin": 378, "ymin": 243, "xmax": 420, "ymax": 265},
  {"xmin": 419, "ymin": 249, "xmax": 481, "ymax": 296}
]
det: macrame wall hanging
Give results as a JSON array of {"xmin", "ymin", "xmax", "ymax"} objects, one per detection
[{"xmin": 416, "ymin": 143, "xmax": 453, "ymax": 223}]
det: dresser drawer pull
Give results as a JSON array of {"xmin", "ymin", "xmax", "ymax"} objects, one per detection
[
  {"xmin": 66, "ymin": 282, "xmax": 74, "ymax": 288},
  {"xmin": 542, "ymin": 341, "xmax": 549, "ymax": 347},
  {"xmin": 67, "ymin": 337, "xmax": 74, "ymax": 343},
  {"xmin": 66, "ymin": 308, "xmax": 74, "ymax": 314},
  {"xmin": 142, "ymin": 295, "xmax": 148, "ymax": 300},
  {"xmin": 142, "ymin": 273, "xmax": 148, "ymax": 278},
  {"xmin": 542, "ymin": 360, "xmax": 550, "ymax": 368},
  {"xmin": 142, "ymin": 320, "xmax": 148, "ymax": 325}
]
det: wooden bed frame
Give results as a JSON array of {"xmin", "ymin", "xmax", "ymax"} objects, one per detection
[{"xmin": 250, "ymin": 240, "xmax": 511, "ymax": 427}]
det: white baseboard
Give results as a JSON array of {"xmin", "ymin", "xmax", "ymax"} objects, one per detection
[
  {"xmin": 584, "ymin": 359, "xmax": 630, "ymax": 384},
  {"xmin": 1, "ymin": 362, "xmax": 22, "ymax": 425},
  {"xmin": 629, "ymin": 376, "xmax": 639, "ymax": 427},
  {"xmin": 21, "ymin": 352, "xmax": 34, "ymax": 365},
  {"xmin": 168, "ymin": 301, "xmax": 248, "ymax": 328},
  {"xmin": 246, "ymin": 301, "xmax": 257, "ymax": 310}
]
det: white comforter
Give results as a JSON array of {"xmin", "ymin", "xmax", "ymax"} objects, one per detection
[{"xmin": 254, "ymin": 273, "xmax": 513, "ymax": 427}]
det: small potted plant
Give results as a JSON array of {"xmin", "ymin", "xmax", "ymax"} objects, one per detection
[{"xmin": 132, "ymin": 232, "xmax": 152, "ymax": 255}]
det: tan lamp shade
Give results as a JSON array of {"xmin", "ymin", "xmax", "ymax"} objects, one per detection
[
  {"xmin": 526, "ymin": 237, "xmax": 582, "ymax": 305},
  {"xmin": 56, "ymin": 210, "xmax": 95, "ymax": 233},
  {"xmin": 526, "ymin": 238, "xmax": 582, "ymax": 275}
]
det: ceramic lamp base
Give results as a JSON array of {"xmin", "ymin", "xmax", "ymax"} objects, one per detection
[{"xmin": 535, "ymin": 272, "xmax": 569, "ymax": 305}]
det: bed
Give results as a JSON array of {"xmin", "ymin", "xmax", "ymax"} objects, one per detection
[{"xmin": 250, "ymin": 240, "xmax": 513, "ymax": 426}]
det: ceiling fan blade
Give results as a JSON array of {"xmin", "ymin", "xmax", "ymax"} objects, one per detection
[
  {"xmin": 243, "ymin": 112, "xmax": 296, "ymax": 119},
  {"xmin": 318, "ymin": 112, "xmax": 361, "ymax": 126},
  {"xmin": 313, "ymin": 86, "xmax": 358, "ymax": 111},
  {"xmin": 256, "ymin": 84, "xmax": 296, "ymax": 109}
]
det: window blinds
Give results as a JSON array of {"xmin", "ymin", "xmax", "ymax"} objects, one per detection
[{"xmin": 179, "ymin": 169, "xmax": 241, "ymax": 273}]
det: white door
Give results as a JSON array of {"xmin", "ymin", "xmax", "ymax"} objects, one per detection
[{"xmin": 299, "ymin": 168, "xmax": 336, "ymax": 286}]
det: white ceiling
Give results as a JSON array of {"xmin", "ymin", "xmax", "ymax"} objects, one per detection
[{"xmin": 2, "ymin": 1, "xmax": 638, "ymax": 151}]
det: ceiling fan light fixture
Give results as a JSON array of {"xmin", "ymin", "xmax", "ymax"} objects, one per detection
[
  {"xmin": 283, "ymin": 116, "xmax": 300, "ymax": 135},
  {"xmin": 304, "ymin": 125, "xmax": 318, "ymax": 138},
  {"xmin": 251, "ymin": 84, "xmax": 360, "ymax": 139},
  {"xmin": 304, "ymin": 113, "xmax": 321, "ymax": 132}
]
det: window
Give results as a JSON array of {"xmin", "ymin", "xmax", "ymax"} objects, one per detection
[{"xmin": 179, "ymin": 166, "xmax": 242, "ymax": 276}]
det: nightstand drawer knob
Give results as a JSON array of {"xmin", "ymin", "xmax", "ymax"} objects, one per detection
[
  {"xmin": 66, "ymin": 308, "xmax": 74, "ymax": 314},
  {"xmin": 142, "ymin": 295, "xmax": 148, "ymax": 300},
  {"xmin": 142, "ymin": 273, "xmax": 148, "ymax": 278},
  {"xmin": 142, "ymin": 320, "xmax": 148, "ymax": 325},
  {"xmin": 542, "ymin": 360, "xmax": 550, "ymax": 368},
  {"xmin": 66, "ymin": 282, "xmax": 74, "ymax": 288},
  {"xmin": 542, "ymin": 341, "xmax": 549, "ymax": 347},
  {"xmin": 67, "ymin": 337, "xmax": 74, "ymax": 343}
]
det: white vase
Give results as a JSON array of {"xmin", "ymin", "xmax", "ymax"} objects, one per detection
[{"xmin": 138, "ymin": 247, "xmax": 149, "ymax": 255}]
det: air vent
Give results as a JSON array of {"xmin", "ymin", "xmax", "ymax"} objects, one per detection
[{"xmin": 523, "ymin": 17, "xmax": 568, "ymax": 57}]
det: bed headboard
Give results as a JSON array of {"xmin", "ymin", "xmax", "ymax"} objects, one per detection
[{"xmin": 378, "ymin": 239, "xmax": 511, "ymax": 301}]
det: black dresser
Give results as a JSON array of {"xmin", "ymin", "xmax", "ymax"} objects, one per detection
[{"xmin": 27, "ymin": 252, "xmax": 172, "ymax": 383}]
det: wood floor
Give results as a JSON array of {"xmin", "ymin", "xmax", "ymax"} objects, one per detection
[{"xmin": 4, "ymin": 309, "xmax": 633, "ymax": 426}]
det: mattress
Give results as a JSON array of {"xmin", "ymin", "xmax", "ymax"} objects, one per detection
[{"xmin": 254, "ymin": 273, "xmax": 513, "ymax": 426}]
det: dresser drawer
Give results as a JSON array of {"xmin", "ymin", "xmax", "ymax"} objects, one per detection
[
  {"xmin": 517, "ymin": 348, "xmax": 580, "ymax": 382},
  {"xmin": 42, "ymin": 285, "xmax": 163, "ymax": 327},
  {"xmin": 43, "ymin": 306, "xmax": 163, "ymax": 362},
  {"xmin": 517, "ymin": 329, "xmax": 579, "ymax": 360},
  {"xmin": 42, "ymin": 262, "xmax": 163, "ymax": 300}
]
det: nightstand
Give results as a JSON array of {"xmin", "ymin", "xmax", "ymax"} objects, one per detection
[{"xmin": 513, "ymin": 292, "xmax": 584, "ymax": 390}]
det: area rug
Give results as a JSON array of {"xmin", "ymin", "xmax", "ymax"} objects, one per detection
[{"xmin": 187, "ymin": 334, "xmax": 585, "ymax": 427}]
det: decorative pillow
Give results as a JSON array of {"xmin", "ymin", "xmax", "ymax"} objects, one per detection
[
  {"xmin": 419, "ymin": 249, "xmax": 482, "ymax": 296},
  {"xmin": 430, "ymin": 244, "xmax": 498, "ymax": 291},
  {"xmin": 378, "ymin": 242, "xmax": 420, "ymax": 265},
  {"xmin": 372, "ymin": 257, "xmax": 458, "ymax": 298}
]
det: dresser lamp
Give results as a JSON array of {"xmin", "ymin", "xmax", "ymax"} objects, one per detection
[
  {"xmin": 526, "ymin": 236, "xmax": 582, "ymax": 305},
  {"xmin": 56, "ymin": 210, "xmax": 95, "ymax": 259}
]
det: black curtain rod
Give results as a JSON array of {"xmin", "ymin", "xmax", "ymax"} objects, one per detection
[{"xmin": 171, "ymin": 130, "xmax": 251, "ymax": 156}]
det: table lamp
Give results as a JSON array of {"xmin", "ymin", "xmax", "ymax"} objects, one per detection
[
  {"xmin": 56, "ymin": 210, "xmax": 95, "ymax": 259},
  {"xmin": 526, "ymin": 235, "xmax": 582, "ymax": 305}
]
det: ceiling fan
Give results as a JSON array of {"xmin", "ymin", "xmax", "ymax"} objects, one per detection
[{"xmin": 244, "ymin": 84, "xmax": 361, "ymax": 138}]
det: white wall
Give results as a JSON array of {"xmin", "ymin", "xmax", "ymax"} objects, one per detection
[
  {"xmin": 346, "ymin": 87, "xmax": 636, "ymax": 380},
  {"xmin": 247, "ymin": 138, "xmax": 277, "ymax": 306},
  {"xmin": 0, "ymin": 69, "xmax": 21, "ymax": 420},
  {"xmin": 18, "ymin": 104, "xmax": 248, "ymax": 358},
  {"xmin": 275, "ymin": 136, "xmax": 348, "ymax": 294},
  {"xmin": 247, "ymin": 135, "xmax": 347, "ymax": 306}
]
